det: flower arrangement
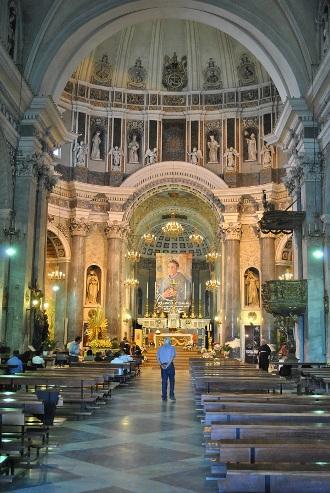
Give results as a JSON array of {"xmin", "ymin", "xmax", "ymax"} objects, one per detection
[
  {"xmin": 86, "ymin": 307, "xmax": 111, "ymax": 348},
  {"xmin": 42, "ymin": 338, "xmax": 57, "ymax": 351}
]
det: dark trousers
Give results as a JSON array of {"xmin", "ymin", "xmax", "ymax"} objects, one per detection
[
  {"xmin": 161, "ymin": 363, "xmax": 175, "ymax": 399},
  {"xmin": 259, "ymin": 356, "xmax": 269, "ymax": 372}
]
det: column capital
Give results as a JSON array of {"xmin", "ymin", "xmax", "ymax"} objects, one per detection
[
  {"xmin": 105, "ymin": 221, "xmax": 129, "ymax": 240},
  {"xmin": 220, "ymin": 222, "xmax": 242, "ymax": 241},
  {"xmin": 15, "ymin": 151, "xmax": 59, "ymax": 192},
  {"xmin": 69, "ymin": 217, "xmax": 90, "ymax": 236}
]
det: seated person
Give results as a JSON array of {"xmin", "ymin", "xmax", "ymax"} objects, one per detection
[
  {"xmin": 279, "ymin": 349, "xmax": 299, "ymax": 377},
  {"xmin": 84, "ymin": 349, "xmax": 94, "ymax": 361},
  {"xmin": 111, "ymin": 350, "xmax": 133, "ymax": 363},
  {"xmin": 134, "ymin": 344, "xmax": 142, "ymax": 356},
  {"xmin": 94, "ymin": 352, "xmax": 104, "ymax": 361},
  {"xmin": 104, "ymin": 349, "xmax": 114, "ymax": 362},
  {"xmin": 7, "ymin": 350, "xmax": 24, "ymax": 374},
  {"xmin": 31, "ymin": 350, "xmax": 45, "ymax": 368}
]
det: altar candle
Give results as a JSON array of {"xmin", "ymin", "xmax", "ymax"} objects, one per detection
[
  {"xmin": 192, "ymin": 282, "xmax": 194, "ymax": 301},
  {"xmin": 155, "ymin": 281, "xmax": 157, "ymax": 296},
  {"xmin": 184, "ymin": 282, "xmax": 187, "ymax": 300},
  {"xmin": 146, "ymin": 282, "xmax": 149, "ymax": 300},
  {"xmin": 199, "ymin": 283, "xmax": 201, "ymax": 300}
]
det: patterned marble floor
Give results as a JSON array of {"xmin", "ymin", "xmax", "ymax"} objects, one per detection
[{"xmin": 6, "ymin": 369, "xmax": 218, "ymax": 493}]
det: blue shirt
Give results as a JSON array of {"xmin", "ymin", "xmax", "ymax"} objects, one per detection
[
  {"xmin": 69, "ymin": 342, "xmax": 80, "ymax": 356},
  {"xmin": 7, "ymin": 356, "xmax": 23, "ymax": 374},
  {"xmin": 157, "ymin": 344, "xmax": 176, "ymax": 366}
]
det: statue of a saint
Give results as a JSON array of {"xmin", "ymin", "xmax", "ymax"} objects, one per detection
[
  {"xmin": 223, "ymin": 147, "xmax": 239, "ymax": 170},
  {"xmin": 86, "ymin": 270, "xmax": 100, "ymax": 304},
  {"xmin": 261, "ymin": 143, "xmax": 274, "ymax": 168},
  {"xmin": 91, "ymin": 131, "xmax": 102, "ymax": 160},
  {"xmin": 245, "ymin": 132, "xmax": 257, "ymax": 161},
  {"xmin": 109, "ymin": 146, "xmax": 123, "ymax": 168},
  {"xmin": 128, "ymin": 134, "xmax": 140, "ymax": 164},
  {"xmin": 144, "ymin": 148, "xmax": 158, "ymax": 165},
  {"xmin": 207, "ymin": 135, "xmax": 220, "ymax": 163},
  {"xmin": 73, "ymin": 139, "xmax": 88, "ymax": 166},
  {"xmin": 244, "ymin": 269, "xmax": 260, "ymax": 306},
  {"xmin": 187, "ymin": 147, "xmax": 203, "ymax": 165}
]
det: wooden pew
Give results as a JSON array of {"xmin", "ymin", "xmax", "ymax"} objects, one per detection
[{"xmin": 216, "ymin": 463, "xmax": 330, "ymax": 493}]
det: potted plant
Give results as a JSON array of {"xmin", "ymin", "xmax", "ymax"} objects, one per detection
[
  {"xmin": 42, "ymin": 338, "xmax": 57, "ymax": 356},
  {"xmin": 221, "ymin": 344, "xmax": 231, "ymax": 358}
]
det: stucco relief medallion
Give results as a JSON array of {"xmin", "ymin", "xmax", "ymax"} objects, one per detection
[
  {"xmin": 92, "ymin": 54, "xmax": 112, "ymax": 85},
  {"xmin": 162, "ymin": 52, "xmax": 187, "ymax": 91}
]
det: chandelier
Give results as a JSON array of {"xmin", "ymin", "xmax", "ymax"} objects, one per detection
[
  {"xmin": 205, "ymin": 250, "xmax": 219, "ymax": 264},
  {"xmin": 279, "ymin": 270, "xmax": 293, "ymax": 280},
  {"xmin": 48, "ymin": 267, "xmax": 66, "ymax": 281},
  {"xmin": 162, "ymin": 213, "xmax": 184, "ymax": 237},
  {"xmin": 205, "ymin": 278, "xmax": 221, "ymax": 291},
  {"xmin": 126, "ymin": 250, "xmax": 141, "ymax": 263},
  {"xmin": 123, "ymin": 278, "xmax": 139, "ymax": 288},
  {"xmin": 189, "ymin": 231, "xmax": 204, "ymax": 245},
  {"xmin": 142, "ymin": 231, "xmax": 157, "ymax": 245}
]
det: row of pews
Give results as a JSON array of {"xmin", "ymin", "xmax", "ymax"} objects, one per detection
[
  {"xmin": 190, "ymin": 358, "xmax": 330, "ymax": 493},
  {"xmin": 0, "ymin": 359, "xmax": 140, "ymax": 484}
]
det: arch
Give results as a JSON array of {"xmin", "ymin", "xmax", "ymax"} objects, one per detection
[
  {"xmin": 122, "ymin": 161, "xmax": 228, "ymax": 190},
  {"xmin": 47, "ymin": 224, "xmax": 71, "ymax": 261},
  {"xmin": 25, "ymin": 1, "xmax": 307, "ymax": 101},
  {"xmin": 275, "ymin": 234, "xmax": 293, "ymax": 265},
  {"xmin": 0, "ymin": 127, "xmax": 13, "ymax": 210}
]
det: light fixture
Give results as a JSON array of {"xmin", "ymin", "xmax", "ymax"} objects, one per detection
[
  {"xmin": 32, "ymin": 299, "xmax": 39, "ymax": 307},
  {"xmin": 126, "ymin": 250, "xmax": 141, "ymax": 263},
  {"xmin": 205, "ymin": 279, "xmax": 221, "ymax": 291},
  {"xmin": 205, "ymin": 249, "xmax": 219, "ymax": 264},
  {"xmin": 142, "ymin": 231, "xmax": 157, "ymax": 245},
  {"xmin": 123, "ymin": 278, "xmax": 139, "ymax": 288},
  {"xmin": 48, "ymin": 266, "xmax": 66, "ymax": 281},
  {"xmin": 313, "ymin": 249, "xmax": 324, "ymax": 259},
  {"xmin": 162, "ymin": 212, "xmax": 184, "ymax": 237},
  {"xmin": 279, "ymin": 270, "xmax": 293, "ymax": 280},
  {"xmin": 43, "ymin": 302, "xmax": 49, "ymax": 310},
  {"xmin": 189, "ymin": 231, "xmax": 204, "ymax": 245},
  {"xmin": 52, "ymin": 285, "xmax": 60, "ymax": 292},
  {"xmin": 5, "ymin": 246, "xmax": 16, "ymax": 257}
]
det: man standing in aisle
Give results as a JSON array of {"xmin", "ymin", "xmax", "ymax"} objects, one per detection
[{"xmin": 157, "ymin": 337, "xmax": 176, "ymax": 401}]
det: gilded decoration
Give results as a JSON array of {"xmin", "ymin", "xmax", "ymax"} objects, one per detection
[
  {"xmin": 261, "ymin": 280, "xmax": 307, "ymax": 315},
  {"xmin": 162, "ymin": 52, "xmax": 188, "ymax": 91}
]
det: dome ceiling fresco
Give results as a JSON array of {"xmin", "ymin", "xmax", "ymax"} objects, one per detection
[{"xmin": 72, "ymin": 19, "xmax": 272, "ymax": 92}]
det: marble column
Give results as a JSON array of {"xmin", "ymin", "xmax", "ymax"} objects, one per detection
[
  {"xmin": 259, "ymin": 231, "xmax": 276, "ymax": 342},
  {"xmin": 221, "ymin": 222, "xmax": 241, "ymax": 342},
  {"xmin": 67, "ymin": 218, "xmax": 89, "ymax": 341},
  {"xmin": 105, "ymin": 223, "xmax": 127, "ymax": 339},
  {"xmin": 0, "ymin": 209, "xmax": 11, "ymax": 341}
]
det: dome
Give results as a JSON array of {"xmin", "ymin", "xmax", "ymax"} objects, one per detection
[{"xmin": 72, "ymin": 19, "xmax": 271, "ymax": 92}]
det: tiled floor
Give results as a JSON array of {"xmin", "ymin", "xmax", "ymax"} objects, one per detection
[{"xmin": 6, "ymin": 369, "xmax": 217, "ymax": 493}]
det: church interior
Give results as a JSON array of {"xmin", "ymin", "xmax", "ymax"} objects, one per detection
[{"xmin": 0, "ymin": 1, "xmax": 330, "ymax": 492}]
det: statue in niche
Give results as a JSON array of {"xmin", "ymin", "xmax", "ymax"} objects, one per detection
[
  {"xmin": 91, "ymin": 130, "xmax": 102, "ymax": 160},
  {"xmin": 7, "ymin": 3, "xmax": 17, "ymax": 58},
  {"xmin": 187, "ymin": 147, "xmax": 203, "ymax": 165},
  {"xmin": 144, "ymin": 148, "xmax": 158, "ymax": 165},
  {"xmin": 244, "ymin": 131, "xmax": 257, "ymax": 161},
  {"xmin": 128, "ymin": 134, "xmax": 140, "ymax": 164},
  {"xmin": 73, "ymin": 139, "xmax": 88, "ymax": 166},
  {"xmin": 86, "ymin": 269, "xmax": 100, "ymax": 305},
  {"xmin": 244, "ymin": 269, "xmax": 260, "ymax": 306},
  {"xmin": 109, "ymin": 146, "xmax": 123, "ymax": 169},
  {"xmin": 208, "ymin": 135, "xmax": 220, "ymax": 163},
  {"xmin": 261, "ymin": 143, "xmax": 274, "ymax": 168},
  {"xmin": 223, "ymin": 147, "xmax": 239, "ymax": 171}
]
